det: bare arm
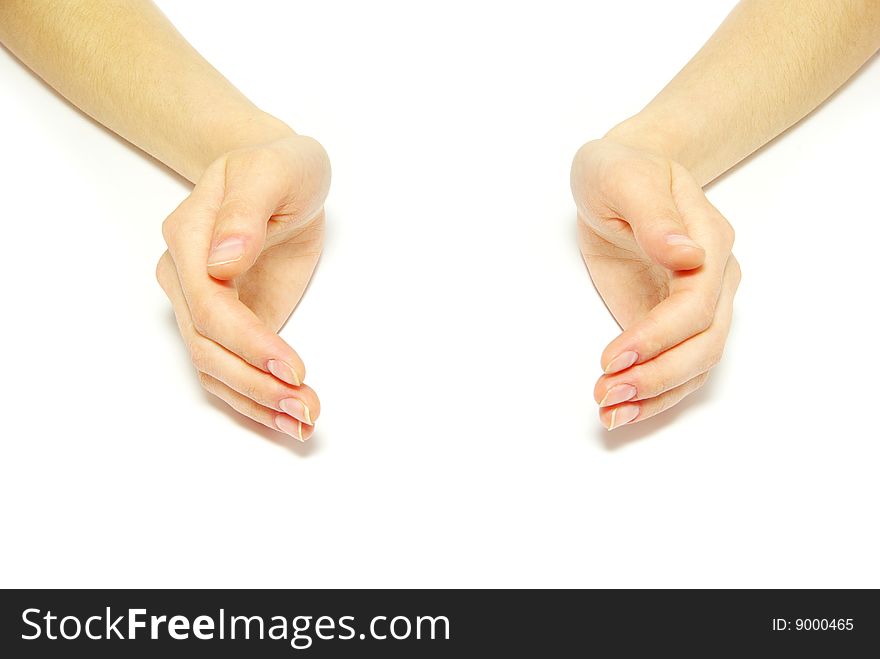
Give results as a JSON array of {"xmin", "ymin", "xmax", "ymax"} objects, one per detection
[
  {"xmin": 607, "ymin": 0, "xmax": 880, "ymax": 185},
  {"xmin": 1, "ymin": 0, "xmax": 329, "ymax": 439},
  {"xmin": 0, "ymin": 0, "xmax": 293, "ymax": 181},
  {"xmin": 574, "ymin": 0, "xmax": 879, "ymax": 430}
]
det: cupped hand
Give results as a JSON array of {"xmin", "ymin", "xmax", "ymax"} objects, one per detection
[
  {"xmin": 156, "ymin": 134, "xmax": 330, "ymax": 441},
  {"xmin": 571, "ymin": 138, "xmax": 740, "ymax": 430}
]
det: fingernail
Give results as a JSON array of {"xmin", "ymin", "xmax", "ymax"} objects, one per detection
[
  {"xmin": 599, "ymin": 384, "xmax": 637, "ymax": 407},
  {"xmin": 666, "ymin": 234, "xmax": 702, "ymax": 249},
  {"xmin": 280, "ymin": 398, "xmax": 312, "ymax": 425},
  {"xmin": 275, "ymin": 414, "xmax": 305, "ymax": 442},
  {"xmin": 604, "ymin": 351, "xmax": 638, "ymax": 374},
  {"xmin": 207, "ymin": 237, "xmax": 245, "ymax": 267},
  {"xmin": 267, "ymin": 359, "xmax": 301, "ymax": 386},
  {"xmin": 606, "ymin": 404, "xmax": 639, "ymax": 430}
]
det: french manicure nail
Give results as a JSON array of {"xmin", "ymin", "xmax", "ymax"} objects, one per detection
[
  {"xmin": 280, "ymin": 398, "xmax": 312, "ymax": 425},
  {"xmin": 599, "ymin": 384, "xmax": 637, "ymax": 407},
  {"xmin": 207, "ymin": 237, "xmax": 245, "ymax": 267},
  {"xmin": 604, "ymin": 351, "xmax": 638, "ymax": 374},
  {"xmin": 606, "ymin": 404, "xmax": 639, "ymax": 430},
  {"xmin": 267, "ymin": 359, "xmax": 301, "ymax": 386},
  {"xmin": 275, "ymin": 414, "xmax": 305, "ymax": 442},
  {"xmin": 666, "ymin": 234, "xmax": 702, "ymax": 249}
]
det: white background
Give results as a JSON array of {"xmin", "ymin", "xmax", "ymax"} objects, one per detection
[{"xmin": 1, "ymin": 1, "xmax": 878, "ymax": 588}]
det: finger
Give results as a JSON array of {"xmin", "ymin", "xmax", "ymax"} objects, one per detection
[
  {"xmin": 599, "ymin": 372, "xmax": 710, "ymax": 430},
  {"xmin": 596, "ymin": 257, "xmax": 739, "ymax": 405},
  {"xmin": 199, "ymin": 373, "xmax": 315, "ymax": 442},
  {"xmin": 206, "ymin": 151, "xmax": 287, "ymax": 281},
  {"xmin": 192, "ymin": 289, "xmax": 307, "ymax": 386},
  {"xmin": 162, "ymin": 196, "xmax": 306, "ymax": 386},
  {"xmin": 190, "ymin": 334, "xmax": 320, "ymax": 425},
  {"xmin": 601, "ymin": 209, "xmax": 736, "ymax": 376},
  {"xmin": 157, "ymin": 252, "xmax": 319, "ymax": 423},
  {"xmin": 608, "ymin": 161, "xmax": 706, "ymax": 271}
]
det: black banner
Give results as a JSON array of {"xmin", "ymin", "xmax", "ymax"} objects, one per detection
[{"xmin": 0, "ymin": 589, "xmax": 876, "ymax": 656}]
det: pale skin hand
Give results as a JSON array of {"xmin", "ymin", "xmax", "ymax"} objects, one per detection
[
  {"xmin": 0, "ymin": 0, "xmax": 329, "ymax": 439},
  {"xmin": 573, "ymin": 0, "xmax": 880, "ymax": 430},
  {"xmin": 157, "ymin": 135, "xmax": 330, "ymax": 440},
  {"xmin": 572, "ymin": 139, "xmax": 739, "ymax": 430}
]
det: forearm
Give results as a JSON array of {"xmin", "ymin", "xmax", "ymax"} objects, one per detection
[
  {"xmin": 0, "ymin": 0, "xmax": 293, "ymax": 181},
  {"xmin": 606, "ymin": 0, "xmax": 880, "ymax": 185}
]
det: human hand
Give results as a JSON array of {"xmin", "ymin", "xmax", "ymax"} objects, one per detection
[
  {"xmin": 571, "ymin": 138, "xmax": 740, "ymax": 430},
  {"xmin": 156, "ymin": 134, "xmax": 330, "ymax": 441}
]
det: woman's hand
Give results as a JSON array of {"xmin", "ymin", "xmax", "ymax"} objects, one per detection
[
  {"xmin": 156, "ymin": 134, "xmax": 331, "ymax": 441},
  {"xmin": 571, "ymin": 138, "xmax": 740, "ymax": 430}
]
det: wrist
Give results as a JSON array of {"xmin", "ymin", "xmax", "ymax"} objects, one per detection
[
  {"xmin": 604, "ymin": 112, "xmax": 713, "ymax": 185},
  {"xmin": 188, "ymin": 109, "xmax": 296, "ymax": 181},
  {"xmin": 604, "ymin": 114, "xmax": 686, "ymax": 162}
]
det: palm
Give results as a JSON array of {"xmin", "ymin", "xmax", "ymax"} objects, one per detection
[
  {"xmin": 578, "ymin": 217, "xmax": 669, "ymax": 330},
  {"xmin": 237, "ymin": 213, "xmax": 325, "ymax": 333}
]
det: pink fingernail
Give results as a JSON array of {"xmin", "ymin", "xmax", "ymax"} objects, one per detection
[
  {"xmin": 666, "ymin": 234, "xmax": 701, "ymax": 249},
  {"xmin": 267, "ymin": 359, "xmax": 301, "ymax": 386},
  {"xmin": 606, "ymin": 404, "xmax": 639, "ymax": 430},
  {"xmin": 207, "ymin": 237, "xmax": 245, "ymax": 267},
  {"xmin": 599, "ymin": 384, "xmax": 637, "ymax": 407},
  {"xmin": 604, "ymin": 351, "xmax": 638, "ymax": 374},
  {"xmin": 275, "ymin": 414, "xmax": 305, "ymax": 442},
  {"xmin": 280, "ymin": 398, "xmax": 312, "ymax": 425}
]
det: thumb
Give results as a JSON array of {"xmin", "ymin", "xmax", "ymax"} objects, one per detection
[
  {"xmin": 615, "ymin": 172, "xmax": 706, "ymax": 271},
  {"xmin": 206, "ymin": 162, "xmax": 287, "ymax": 280},
  {"xmin": 632, "ymin": 213, "xmax": 706, "ymax": 272}
]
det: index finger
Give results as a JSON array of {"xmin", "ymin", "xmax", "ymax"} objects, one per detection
[{"xmin": 161, "ymin": 171, "xmax": 306, "ymax": 386}]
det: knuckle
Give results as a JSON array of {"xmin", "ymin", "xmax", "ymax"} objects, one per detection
[
  {"xmin": 656, "ymin": 394, "xmax": 680, "ymax": 416},
  {"xmin": 631, "ymin": 336, "xmax": 658, "ymax": 363},
  {"xmin": 241, "ymin": 382, "xmax": 261, "ymax": 403},
  {"xmin": 632, "ymin": 322, "xmax": 663, "ymax": 359},
  {"xmin": 571, "ymin": 142, "xmax": 599, "ymax": 192},
  {"xmin": 729, "ymin": 257, "xmax": 743, "ymax": 286},
  {"xmin": 718, "ymin": 218, "xmax": 736, "ymax": 249},
  {"xmin": 650, "ymin": 375, "xmax": 671, "ymax": 398},
  {"xmin": 188, "ymin": 341, "xmax": 210, "ymax": 371},
  {"xmin": 700, "ymin": 340, "xmax": 726, "ymax": 372},
  {"xmin": 161, "ymin": 214, "xmax": 178, "ymax": 245},
  {"xmin": 635, "ymin": 363, "xmax": 665, "ymax": 396},
  {"xmin": 154, "ymin": 253, "xmax": 170, "ymax": 288},
  {"xmin": 711, "ymin": 343, "xmax": 726, "ymax": 367},
  {"xmin": 691, "ymin": 297, "xmax": 716, "ymax": 333},
  {"xmin": 298, "ymin": 135, "xmax": 331, "ymax": 175},
  {"xmin": 197, "ymin": 371, "xmax": 213, "ymax": 390},
  {"xmin": 291, "ymin": 145, "xmax": 332, "ymax": 216},
  {"xmin": 188, "ymin": 298, "xmax": 215, "ymax": 336},
  {"xmin": 572, "ymin": 141, "xmax": 594, "ymax": 168},
  {"xmin": 704, "ymin": 350, "xmax": 723, "ymax": 371}
]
